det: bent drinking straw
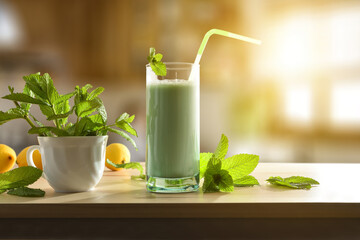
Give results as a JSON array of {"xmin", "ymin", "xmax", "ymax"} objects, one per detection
[{"xmin": 193, "ymin": 29, "xmax": 261, "ymax": 66}]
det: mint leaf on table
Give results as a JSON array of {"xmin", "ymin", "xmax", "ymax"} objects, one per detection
[
  {"xmin": 203, "ymin": 156, "xmax": 234, "ymax": 193},
  {"xmin": 222, "ymin": 154, "xmax": 259, "ymax": 180},
  {"xmin": 148, "ymin": 47, "xmax": 167, "ymax": 76},
  {"xmin": 0, "ymin": 166, "xmax": 43, "ymax": 190},
  {"xmin": 234, "ymin": 175, "xmax": 259, "ymax": 187},
  {"xmin": 106, "ymin": 159, "xmax": 145, "ymax": 179},
  {"xmin": 200, "ymin": 134, "xmax": 259, "ymax": 193},
  {"xmin": 266, "ymin": 176, "xmax": 320, "ymax": 189},
  {"xmin": 7, "ymin": 187, "xmax": 45, "ymax": 197}
]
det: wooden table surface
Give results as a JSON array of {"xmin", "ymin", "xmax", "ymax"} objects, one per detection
[{"xmin": 1, "ymin": 163, "xmax": 359, "ymax": 219}]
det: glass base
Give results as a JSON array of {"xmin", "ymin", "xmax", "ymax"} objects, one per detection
[{"xmin": 146, "ymin": 174, "xmax": 199, "ymax": 193}]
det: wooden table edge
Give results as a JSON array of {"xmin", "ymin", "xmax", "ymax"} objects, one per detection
[{"xmin": 1, "ymin": 202, "xmax": 359, "ymax": 218}]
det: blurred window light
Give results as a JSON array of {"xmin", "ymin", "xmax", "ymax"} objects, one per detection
[
  {"xmin": 330, "ymin": 8, "xmax": 360, "ymax": 67},
  {"xmin": 331, "ymin": 81, "xmax": 360, "ymax": 125},
  {"xmin": 0, "ymin": 1, "xmax": 22, "ymax": 48},
  {"xmin": 275, "ymin": 14, "xmax": 314, "ymax": 75},
  {"xmin": 284, "ymin": 84, "xmax": 312, "ymax": 123}
]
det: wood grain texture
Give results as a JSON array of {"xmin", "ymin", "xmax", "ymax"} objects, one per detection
[{"xmin": 0, "ymin": 163, "xmax": 359, "ymax": 219}]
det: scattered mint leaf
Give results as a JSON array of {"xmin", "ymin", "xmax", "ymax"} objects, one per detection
[
  {"xmin": 222, "ymin": 154, "xmax": 259, "ymax": 180},
  {"xmin": 217, "ymin": 170, "xmax": 234, "ymax": 192},
  {"xmin": 0, "ymin": 166, "xmax": 43, "ymax": 190},
  {"xmin": 234, "ymin": 175, "xmax": 259, "ymax": 187},
  {"xmin": 266, "ymin": 176, "xmax": 319, "ymax": 189},
  {"xmin": 7, "ymin": 187, "xmax": 45, "ymax": 197},
  {"xmin": 148, "ymin": 48, "xmax": 167, "ymax": 76},
  {"xmin": 200, "ymin": 134, "xmax": 260, "ymax": 193},
  {"xmin": 203, "ymin": 157, "xmax": 234, "ymax": 193},
  {"xmin": 106, "ymin": 159, "xmax": 145, "ymax": 179},
  {"xmin": 214, "ymin": 134, "xmax": 228, "ymax": 159}
]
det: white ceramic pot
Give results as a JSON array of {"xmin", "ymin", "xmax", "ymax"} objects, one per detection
[{"xmin": 27, "ymin": 136, "xmax": 108, "ymax": 193}]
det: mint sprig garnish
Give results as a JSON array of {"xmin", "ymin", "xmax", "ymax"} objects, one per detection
[
  {"xmin": 0, "ymin": 73, "xmax": 138, "ymax": 149},
  {"xmin": 148, "ymin": 47, "xmax": 167, "ymax": 76},
  {"xmin": 0, "ymin": 166, "xmax": 45, "ymax": 197},
  {"xmin": 266, "ymin": 176, "xmax": 319, "ymax": 189},
  {"xmin": 200, "ymin": 134, "xmax": 260, "ymax": 193}
]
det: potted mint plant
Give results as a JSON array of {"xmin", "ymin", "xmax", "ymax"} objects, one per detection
[{"xmin": 0, "ymin": 73, "xmax": 137, "ymax": 192}]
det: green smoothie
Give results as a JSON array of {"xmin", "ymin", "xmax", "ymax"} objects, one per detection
[{"xmin": 146, "ymin": 80, "xmax": 199, "ymax": 178}]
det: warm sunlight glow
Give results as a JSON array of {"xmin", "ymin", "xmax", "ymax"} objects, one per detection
[
  {"xmin": 331, "ymin": 81, "xmax": 360, "ymax": 125},
  {"xmin": 284, "ymin": 84, "xmax": 312, "ymax": 123}
]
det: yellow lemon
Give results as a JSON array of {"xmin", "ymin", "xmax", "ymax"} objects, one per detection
[
  {"xmin": 105, "ymin": 143, "xmax": 130, "ymax": 171},
  {"xmin": 16, "ymin": 146, "xmax": 43, "ymax": 170},
  {"xmin": 0, "ymin": 144, "xmax": 16, "ymax": 173}
]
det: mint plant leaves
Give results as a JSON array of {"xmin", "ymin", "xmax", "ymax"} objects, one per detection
[
  {"xmin": 148, "ymin": 48, "xmax": 167, "ymax": 76},
  {"xmin": 266, "ymin": 176, "xmax": 319, "ymax": 189},
  {"xmin": 106, "ymin": 159, "xmax": 145, "ymax": 179},
  {"xmin": 0, "ymin": 73, "xmax": 138, "ymax": 149},
  {"xmin": 0, "ymin": 166, "xmax": 45, "ymax": 197},
  {"xmin": 200, "ymin": 134, "xmax": 260, "ymax": 193}
]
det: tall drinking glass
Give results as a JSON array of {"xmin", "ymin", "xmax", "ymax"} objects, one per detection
[{"xmin": 146, "ymin": 62, "xmax": 200, "ymax": 193}]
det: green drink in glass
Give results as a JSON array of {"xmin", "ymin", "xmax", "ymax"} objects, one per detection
[{"xmin": 146, "ymin": 63, "xmax": 200, "ymax": 193}]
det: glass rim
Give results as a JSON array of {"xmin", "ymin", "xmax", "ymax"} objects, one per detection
[{"xmin": 146, "ymin": 62, "xmax": 199, "ymax": 70}]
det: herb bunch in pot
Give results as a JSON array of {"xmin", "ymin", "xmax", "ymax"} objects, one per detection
[{"xmin": 0, "ymin": 73, "xmax": 138, "ymax": 192}]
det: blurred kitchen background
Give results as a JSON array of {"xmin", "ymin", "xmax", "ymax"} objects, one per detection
[{"xmin": 0, "ymin": 0, "xmax": 359, "ymax": 163}]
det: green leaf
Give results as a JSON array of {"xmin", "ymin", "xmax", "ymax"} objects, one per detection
[
  {"xmin": 28, "ymin": 127, "xmax": 70, "ymax": 137},
  {"xmin": 88, "ymin": 87, "xmax": 104, "ymax": 100},
  {"xmin": 0, "ymin": 110, "xmax": 23, "ymax": 125},
  {"xmin": 39, "ymin": 105, "xmax": 54, "ymax": 118},
  {"xmin": 43, "ymin": 73, "xmax": 59, "ymax": 103},
  {"xmin": 202, "ymin": 157, "xmax": 222, "ymax": 193},
  {"xmin": 106, "ymin": 159, "xmax": 145, "ymax": 179},
  {"xmin": 107, "ymin": 127, "xmax": 137, "ymax": 150},
  {"xmin": 266, "ymin": 176, "xmax": 319, "ymax": 189},
  {"xmin": 150, "ymin": 62, "xmax": 167, "ymax": 76},
  {"xmin": 21, "ymin": 85, "xmax": 34, "ymax": 112},
  {"xmin": 115, "ymin": 120, "xmax": 137, "ymax": 137},
  {"xmin": 199, "ymin": 152, "xmax": 213, "ymax": 179},
  {"xmin": 214, "ymin": 134, "xmax": 228, "ymax": 160},
  {"xmin": 234, "ymin": 175, "xmax": 259, "ymax": 187},
  {"xmin": 73, "ymin": 117, "xmax": 97, "ymax": 136},
  {"xmin": 53, "ymin": 92, "xmax": 75, "ymax": 105},
  {"xmin": 75, "ymin": 99, "xmax": 102, "ymax": 117},
  {"xmin": 0, "ymin": 166, "xmax": 42, "ymax": 190},
  {"xmin": 218, "ymin": 170, "xmax": 234, "ymax": 192},
  {"xmin": 7, "ymin": 187, "xmax": 45, "ymax": 197},
  {"xmin": 222, "ymin": 154, "xmax": 259, "ymax": 180},
  {"xmin": 47, "ymin": 108, "xmax": 73, "ymax": 120},
  {"xmin": 2, "ymin": 93, "xmax": 49, "ymax": 106},
  {"xmin": 23, "ymin": 73, "xmax": 48, "ymax": 100},
  {"xmin": 154, "ymin": 53, "xmax": 163, "ymax": 61},
  {"xmin": 148, "ymin": 48, "xmax": 167, "ymax": 76}
]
